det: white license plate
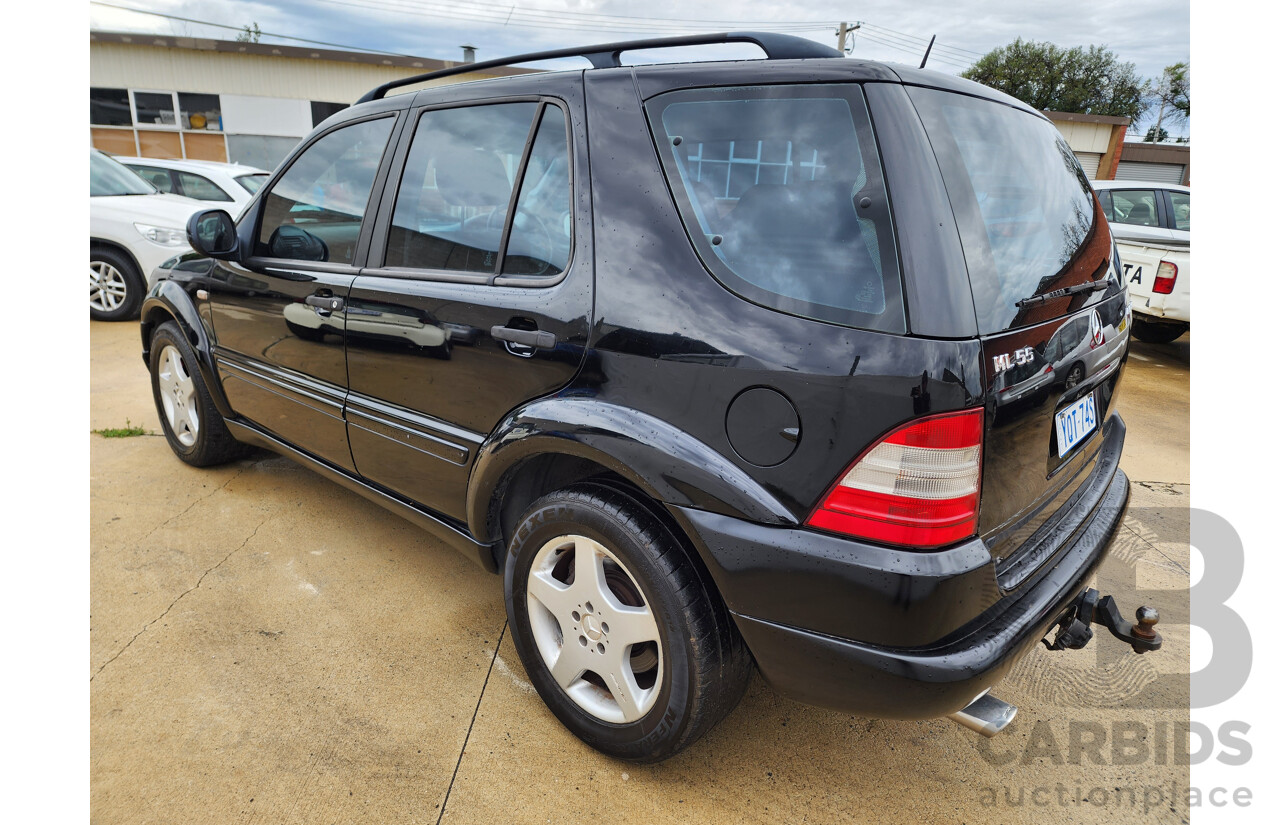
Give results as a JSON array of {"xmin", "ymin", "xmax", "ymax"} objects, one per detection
[{"xmin": 1055, "ymin": 394, "xmax": 1098, "ymax": 457}]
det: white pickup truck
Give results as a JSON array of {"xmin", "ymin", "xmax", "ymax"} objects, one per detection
[{"xmin": 1091, "ymin": 180, "xmax": 1190, "ymax": 344}]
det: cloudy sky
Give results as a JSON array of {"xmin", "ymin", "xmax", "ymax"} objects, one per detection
[{"xmin": 89, "ymin": 0, "xmax": 1191, "ymax": 135}]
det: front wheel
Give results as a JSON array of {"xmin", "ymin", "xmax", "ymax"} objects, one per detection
[
  {"xmin": 504, "ymin": 484, "xmax": 752, "ymax": 762},
  {"xmin": 90, "ymin": 246, "xmax": 144, "ymax": 321},
  {"xmin": 148, "ymin": 321, "xmax": 246, "ymax": 466}
]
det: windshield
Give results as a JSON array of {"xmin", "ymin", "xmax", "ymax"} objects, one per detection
[
  {"xmin": 909, "ymin": 88, "xmax": 1109, "ymax": 334},
  {"xmin": 90, "ymin": 151, "xmax": 155, "ymax": 197},
  {"xmin": 236, "ymin": 173, "xmax": 268, "ymax": 194}
]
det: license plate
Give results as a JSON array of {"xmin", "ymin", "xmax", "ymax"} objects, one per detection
[{"xmin": 1055, "ymin": 394, "xmax": 1098, "ymax": 457}]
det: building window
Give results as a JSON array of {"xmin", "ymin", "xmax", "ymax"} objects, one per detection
[
  {"xmin": 178, "ymin": 93, "xmax": 222, "ymax": 131},
  {"xmin": 90, "ymin": 88, "xmax": 132, "ymax": 126},
  {"xmin": 133, "ymin": 91, "xmax": 179, "ymax": 127}
]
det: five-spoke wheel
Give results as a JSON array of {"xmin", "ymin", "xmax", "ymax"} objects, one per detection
[
  {"xmin": 526, "ymin": 534, "xmax": 663, "ymax": 723},
  {"xmin": 148, "ymin": 321, "xmax": 246, "ymax": 467},
  {"xmin": 505, "ymin": 484, "xmax": 752, "ymax": 762}
]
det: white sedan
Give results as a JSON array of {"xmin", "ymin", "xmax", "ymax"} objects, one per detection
[
  {"xmin": 90, "ymin": 150, "xmax": 205, "ymax": 321},
  {"xmin": 118, "ymin": 156, "xmax": 269, "ymax": 217}
]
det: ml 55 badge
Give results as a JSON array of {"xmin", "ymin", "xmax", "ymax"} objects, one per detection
[{"xmin": 992, "ymin": 346, "xmax": 1035, "ymax": 375}]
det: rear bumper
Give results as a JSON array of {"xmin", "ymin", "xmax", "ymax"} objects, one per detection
[{"xmin": 674, "ymin": 416, "xmax": 1130, "ymax": 719}]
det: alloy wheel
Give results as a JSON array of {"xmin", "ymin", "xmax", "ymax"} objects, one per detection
[
  {"xmin": 156, "ymin": 345, "xmax": 200, "ymax": 447},
  {"xmin": 90, "ymin": 261, "xmax": 128, "ymax": 313},
  {"xmin": 526, "ymin": 534, "xmax": 663, "ymax": 723}
]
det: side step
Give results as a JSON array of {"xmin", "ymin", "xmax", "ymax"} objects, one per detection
[{"xmin": 948, "ymin": 692, "xmax": 1018, "ymax": 738}]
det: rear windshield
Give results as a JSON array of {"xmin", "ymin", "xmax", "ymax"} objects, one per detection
[
  {"xmin": 90, "ymin": 151, "xmax": 155, "ymax": 197},
  {"xmin": 908, "ymin": 87, "xmax": 1109, "ymax": 334},
  {"xmin": 645, "ymin": 84, "xmax": 904, "ymax": 333}
]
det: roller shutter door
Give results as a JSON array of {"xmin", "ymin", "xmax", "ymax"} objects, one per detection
[
  {"xmin": 1073, "ymin": 151, "xmax": 1102, "ymax": 179},
  {"xmin": 1115, "ymin": 160, "xmax": 1185, "ymax": 185}
]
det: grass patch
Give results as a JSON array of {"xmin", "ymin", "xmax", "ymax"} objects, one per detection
[{"xmin": 94, "ymin": 419, "xmax": 146, "ymax": 438}]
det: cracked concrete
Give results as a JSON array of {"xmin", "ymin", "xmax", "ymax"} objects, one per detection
[{"xmin": 91, "ymin": 320, "xmax": 1191, "ymax": 824}]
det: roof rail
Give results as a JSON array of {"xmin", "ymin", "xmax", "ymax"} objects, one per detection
[{"xmin": 356, "ymin": 31, "xmax": 843, "ymax": 103}]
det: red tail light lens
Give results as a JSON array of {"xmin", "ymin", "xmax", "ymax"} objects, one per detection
[
  {"xmin": 1153, "ymin": 262, "xmax": 1178, "ymax": 295},
  {"xmin": 806, "ymin": 408, "xmax": 983, "ymax": 549}
]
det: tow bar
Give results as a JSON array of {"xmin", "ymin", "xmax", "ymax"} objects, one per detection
[
  {"xmin": 1043, "ymin": 588, "xmax": 1163, "ymax": 654},
  {"xmin": 949, "ymin": 590, "xmax": 1161, "ymax": 738}
]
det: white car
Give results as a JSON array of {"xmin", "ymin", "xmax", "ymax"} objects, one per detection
[
  {"xmin": 90, "ymin": 149, "xmax": 204, "ymax": 321},
  {"xmin": 1091, "ymin": 179, "xmax": 1190, "ymax": 343},
  {"xmin": 117, "ymin": 156, "xmax": 269, "ymax": 216}
]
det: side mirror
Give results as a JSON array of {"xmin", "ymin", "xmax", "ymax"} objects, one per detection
[{"xmin": 186, "ymin": 209, "xmax": 239, "ymax": 259}]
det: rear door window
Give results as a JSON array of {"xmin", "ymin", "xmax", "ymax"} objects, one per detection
[
  {"xmin": 645, "ymin": 84, "xmax": 903, "ymax": 333},
  {"xmin": 385, "ymin": 102, "xmax": 538, "ymax": 273},
  {"xmin": 1109, "ymin": 190, "xmax": 1161, "ymax": 228}
]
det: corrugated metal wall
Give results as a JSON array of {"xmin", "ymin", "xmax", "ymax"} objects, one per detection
[
  {"xmin": 1115, "ymin": 160, "xmax": 1186, "ymax": 185},
  {"xmin": 1074, "ymin": 151, "xmax": 1102, "ymax": 179}
]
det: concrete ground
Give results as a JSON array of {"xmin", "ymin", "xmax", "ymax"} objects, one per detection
[{"xmin": 91, "ymin": 322, "xmax": 1191, "ymax": 824}]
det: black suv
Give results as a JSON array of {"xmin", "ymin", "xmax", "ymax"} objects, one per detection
[{"xmin": 141, "ymin": 33, "xmax": 1157, "ymax": 762}]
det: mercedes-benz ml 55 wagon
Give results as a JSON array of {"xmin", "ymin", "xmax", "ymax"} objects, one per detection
[{"xmin": 140, "ymin": 33, "xmax": 1160, "ymax": 762}]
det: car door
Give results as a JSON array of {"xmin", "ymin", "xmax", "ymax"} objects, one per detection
[
  {"xmin": 208, "ymin": 112, "xmax": 401, "ymax": 472},
  {"xmin": 344, "ymin": 78, "xmax": 591, "ymax": 522},
  {"xmin": 1162, "ymin": 188, "xmax": 1190, "ymax": 246}
]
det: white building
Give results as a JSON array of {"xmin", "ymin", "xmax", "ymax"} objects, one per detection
[{"xmin": 90, "ymin": 31, "xmax": 531, "ymax": 170}]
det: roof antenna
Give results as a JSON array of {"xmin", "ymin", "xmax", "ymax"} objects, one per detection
[{"xmin": 919, "ymin": 35, "xmax": 936, "ymax": 69}]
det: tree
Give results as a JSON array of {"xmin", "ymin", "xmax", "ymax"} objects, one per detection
[
  {"xmin": 235, "ymin": 22, "xmax": 261, "ymax": 43},
  {"xmin": 1147, "ymin": 62, "xmax": 1190, "ymax": 137},
  {"xmin": 1144, "ymin": 126, "xmax": 1169, "ymax": 143},
  {"xmin": 961, "ymin": 39, "xmax": 1146, "ymax": 121}
]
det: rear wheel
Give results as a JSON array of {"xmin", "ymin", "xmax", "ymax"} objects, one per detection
[
  {"xmin": 90, "ymin": 246, "xmax": 144, "ymax": 321},
  {"xmin": 504, "ymin": 484, "xmax": 752, "ymax": 762},
  {"xmin": 149, "ymin": 321, "xmax": 246, "ymax": 466},
  {"xmin": 1132, "ymin": 317, "xmax": 1187, "ymax": 344}
]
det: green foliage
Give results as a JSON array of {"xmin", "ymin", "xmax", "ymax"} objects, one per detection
[
  {"xmin": 1151, "ymin": 62, "xmax": 1190, "ymax": 123},
  {"xmin": 961, "ymin": 39, "xmax": 1146, "ymax": 120},
  {"xmin": 94, "ymin": 419, "xmax": 146, "ymax": 438},
  {"xmin": 235, "ymin": 22, "xmax": 261, "ymax": 44},
  {"xmin": 1144, "ymin": 126, "xmax": 1169, "ymax": 143}
]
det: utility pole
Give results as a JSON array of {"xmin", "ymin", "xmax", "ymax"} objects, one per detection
[{"xmin": 836, "ymin": 22, "xmax": 861, "ymax": 54}]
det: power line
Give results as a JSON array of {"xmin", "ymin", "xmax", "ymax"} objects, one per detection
[
  {"xmin": 854, "ymin": 30, "xmax": 970, "ymax": 69},
  {"xmin": 89, "ymin": 1, "xmax": 419, "ymax": 56},
  {"xmin": 861, "ymin": 23, "xmax": 985, "ymax": 58}
]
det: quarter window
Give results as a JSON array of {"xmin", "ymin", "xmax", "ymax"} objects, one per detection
[
  {"xmin": 385, "ymin": 102, "xmax": 538, "ymax": 273},
  {"xmin": 1169, "ymin": 191, "xmax": 1190, "ymax": 231},
  {"xmin": 503, "ymin": 106, "xmax": 572, "ymax": 278},
  {"xmin": 257, "ymin": 117, "xmax": 395, "ymax": 264},
  {"xmin": 646, "ymin": 84, "xmax": 903, "ymax": 332}
]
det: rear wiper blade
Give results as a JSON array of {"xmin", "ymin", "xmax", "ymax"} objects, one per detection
[{"xmin": 1015, "ymin": 278, "xmax": 1110, "ymax": 308}]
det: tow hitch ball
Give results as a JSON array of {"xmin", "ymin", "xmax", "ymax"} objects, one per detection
[{"xmin": 1043, "ymin": 588, "xmax": 1163, "ymax": 654}]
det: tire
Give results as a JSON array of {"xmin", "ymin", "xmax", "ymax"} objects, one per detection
[
  {"xmin": 148, "ymin": 321, "xmax": 247, "ymax": 467},
  {"xmin": 1064, "ymin": 362, "xmax": 1085, "ymax": 389},
  {"xmin": 90, "ymin": 245, "xmax": 144, "ymax": 322},
  {"xmin": 1131, "ymin": 317, "xmax": 1187, "ymax": 344},
  {"xmin": 504, "ymin": 483, "xmax": 752, "ymax": 762}
]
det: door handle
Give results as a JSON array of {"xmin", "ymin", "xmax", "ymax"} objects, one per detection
[
  {"xmin": 491, "ymin": 325, "xmax": 557, "ymax": 350},
  {"xmin": 305, "ymin": 294, "xmax": 345, "ymax": 313}
]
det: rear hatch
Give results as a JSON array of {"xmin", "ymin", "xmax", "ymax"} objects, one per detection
[{"xmin": 907, "ymin": 86, "xmax": 1131, "ymax": 580}]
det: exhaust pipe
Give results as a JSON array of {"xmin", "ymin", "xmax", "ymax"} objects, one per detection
[{"xmin": 948, "ymin": 692, "xmax": 1017, "ymax": 737}]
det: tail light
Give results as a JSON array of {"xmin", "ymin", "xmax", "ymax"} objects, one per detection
[
  {"xmin": 1153, "ymin": 262, "xmax": 1178, "ymax": 295},
  {"xmin": 807, "ymin": 408, "xmax": 983, "ymax": 549}
]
